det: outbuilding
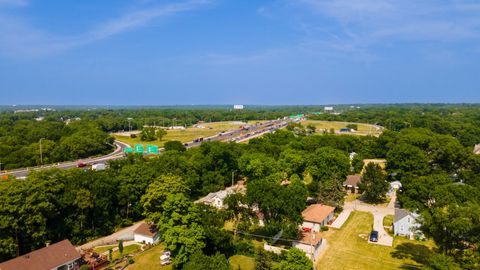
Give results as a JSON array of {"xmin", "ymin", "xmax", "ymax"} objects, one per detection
[{"xmin": 134, "ymin": 222, "xmax": 159, "ymax": 245}]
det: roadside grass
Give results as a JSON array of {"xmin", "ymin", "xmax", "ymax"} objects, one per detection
[
  {"xmin": 317, "ymin": 211, "xmax": 435, "ymax": 270},
  {"xmin": 229, "ymin": 255, "xmax": 255, "ymax": 270},
  {"xmin": 113, "ymin": 121, "xmax": 262, "ymax": 148},
  {"xmin": 125, "ymin": 244, "xmax": 172, "ymax": 270},
  {"xmin": 302, "ymin": 120, "xmax": 382, "ymax": 136}
]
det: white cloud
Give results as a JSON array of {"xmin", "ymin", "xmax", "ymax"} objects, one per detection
[{"xmin": 0, "ymin": 0, "xmax": 212, "ymax": 57}]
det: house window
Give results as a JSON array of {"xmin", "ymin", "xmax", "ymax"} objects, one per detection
[
  {"xmin": 408, "ymin": 218, "xmax": 410, "ymax": 223},
  {"xmin": 67, "ymin": 262, "xmax": 74, "ymax": 270}
]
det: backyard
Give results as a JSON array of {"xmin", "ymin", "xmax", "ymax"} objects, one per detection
[
  {"xmin": 125, "ymin": 244, "xmax": 172, "ymax": 270},
  {"xmin": 317, "ymin": 211, "xmax": 435, "ymax": 270}
]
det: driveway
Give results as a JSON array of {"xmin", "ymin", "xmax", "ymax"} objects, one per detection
[
  {"xmin": 342, "ymin": 195, "xmax": 395, "ymax": 247},
  {"xmin": 78, "ymin": 221, "xmax": 144, "ymax": 250}
]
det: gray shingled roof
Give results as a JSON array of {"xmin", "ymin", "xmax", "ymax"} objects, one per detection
[{"xmin": 394, "ymin": 208, "xmax": 411, "ymax": 223}]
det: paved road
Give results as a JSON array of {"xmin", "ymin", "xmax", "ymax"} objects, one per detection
[
  {"xmin": 1, "ymin": 119, "xmax": 289, "ymax": 179},
  {"xmin": 0, "ymin": 140, "xmax": 130, "ymax": 178},
  {"xmin": 78, "ymin": 221, "xmax": 143, "ymax": 250}
]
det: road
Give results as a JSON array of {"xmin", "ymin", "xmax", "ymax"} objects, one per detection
[
  {"xmin": 0, "ymin": 119, "xmax": 289, "ymax": 179},
  {"xmin": 0, "ymin": 140, "xmax": 130, "ymax": 178}
]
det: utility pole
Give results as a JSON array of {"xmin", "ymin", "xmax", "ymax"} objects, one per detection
[
  {"xmin": 126, "ymin": 202, "xmax": 132, "ymax": 219},
  {"xmin": 231, "ymin": 171, "xmax": 235, "ymax": 187},
  {"xmin": 39, "ymin": 138, "xmax": 45, "ymax": 166}
]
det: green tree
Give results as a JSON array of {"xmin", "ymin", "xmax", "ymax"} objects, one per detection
[
  {"xmin": 118, "ymin": 240, "xmax": 124, "ymax": 255},
  {"xmin": 423, "ymin": 254, "xmax": 460, "ymax": 270},
  {"xmin": 254, "ymin": 248, "xmax": 273, "ymax": 270},
  {"xmin": 140, "ymin": 127, "xmax": 157, "ymax": 141},
  {"xmin": 183, "ymin": 251, "xmax": 229, "ymax": 270},
  {"xmin": 164, "ymin": 140, "xmax": 186, "ymax": 152},
  {"xmin": 274, "ymin": 248, "xmax": 313, "ymax": 270},
  {"xmin": 141, "ymin": 175, "xmax": 190, "ymax": 224},
  {"xmin": 156, "ymin": 128, "xmax": 167, "ymax": 141},
  {"xmin": 387, "ymin": 143, "xmax": 429, "ymax": 176},
  {"xmin": 359, "ymin": 163, "xmax": 389, "ymax": 203},
  {"xmin": 317, "ymin": 178, "xmax": 345, "ymax": 209}
]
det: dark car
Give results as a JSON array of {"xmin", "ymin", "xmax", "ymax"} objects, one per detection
[{"xmin": 369, "ymin": 230, "xmax": 379, "ymax": 242}]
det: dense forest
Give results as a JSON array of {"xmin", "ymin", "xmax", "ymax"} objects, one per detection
[{"xmin": 0, "ymin": 105, "xmax": 479, "ymax": 269}]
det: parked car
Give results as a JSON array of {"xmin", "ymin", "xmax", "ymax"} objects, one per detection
[
  {"xmin": 160, "ymin": 259, "xmax": 171, "ymax": 266},
  {"xmin": 369, "ymin": 231, "xmax": 379, "ymax": 242},
  {"xmin": 163, "ymin": 250, "xmax": 171, "ymax": 256}
]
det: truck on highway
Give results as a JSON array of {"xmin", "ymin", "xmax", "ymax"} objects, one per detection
[{"xmin": 92, "ymin": 163, "xmax": 106, "ymax": 171}]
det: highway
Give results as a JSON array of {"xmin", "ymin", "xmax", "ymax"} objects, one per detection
[
  {"xmin": 0, "ymin": 140, "xmax": 130, "ymax": 178},
  {"xmin": 0, "ymin": 119, "xmax": 289, "ymax": 179}
]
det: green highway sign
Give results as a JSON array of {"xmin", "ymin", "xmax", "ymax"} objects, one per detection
[
  {"xmin": 124, "ymin": 147, "xmax": 133, "ymax": 154},
  {"xmin": 135, "ymin": 144, "xmax": 144, "ymax": 153},
  {"xmin": 147, "ymin": 145, "xmax": 159, "ymax": 155}
]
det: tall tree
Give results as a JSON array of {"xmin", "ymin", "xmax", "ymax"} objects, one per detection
[
  {"xmin": 274, "ymin": 248, "xmax": 313, "ymax": 270},
  {"xmin": 359, "ymin": 163, "xmax": 389, "ymax": 203}
]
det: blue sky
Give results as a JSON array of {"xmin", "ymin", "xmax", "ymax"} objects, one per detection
[{"xmin": 0, "ymin": 0, "xmax": 479, "ymax": 105}]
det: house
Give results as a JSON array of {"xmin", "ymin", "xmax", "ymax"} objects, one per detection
[
  {"xmin": 393, "ymin": 209, "xmax": 421, "ymax": 239},
  {"xmin": 343, "ymin": 175, "xmax": 362, "ymax": 191},
  {"xmin": 195, "ymin": 181, "xmax": 246, "ymax": 209},
  {"xmin": 0, "ymin": 239, "xmax": 81, "ymax": 270},
  {"xmin": 134, "ymin": 222, "xmax": 159, "ymax": 245},
  {"xmin": 292, "ymin": 231, "xmax": 325, "ymax": 261},
  {"xmin": 301, "ymin": 204, "xmax": 335, "ymax": 232}
]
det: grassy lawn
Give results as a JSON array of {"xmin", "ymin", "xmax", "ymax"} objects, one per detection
[
  {"xmin": 229, "ymin": 255, "xmax": 255, "ymax": 270},
  {"xmin": 126, "ymin": 244, "xmax": 172, "ymax": 270},
  {"xmin": 317, "ymin": 211, "xmax": 435, "ymax": 270},
  {"xmin": 113, "ymin": 121, "xmax": 263, "ymax": 148},
  {"xmin": 93, "ymin": 244, "xmax": 116, "ymax": 254},
  {"xmin": 302, "ymin": 120, "xmax": 382, "ymax": 136},
  {"xmin": 112, "ymin": 244, "xmax": 142, "ymax": 260}
]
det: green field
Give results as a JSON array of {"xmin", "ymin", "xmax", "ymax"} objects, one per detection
[
  {"xmin": 317, "ymin": 211, "xmax": 435, "ymax": 270},
  {"xmin": 113, "ymin": 121, "xmax": 264, "ymax": 148},
  {"xmin": 125, "ymin": 244, "xmax": 172, "ymax": 270},
  {"xmin": 302, "ymin": 120, "xmax": 383, "ymax": 136},
  {"xmin": 229, "ymin": 255, "xmax": 255, "ymax": 270}
]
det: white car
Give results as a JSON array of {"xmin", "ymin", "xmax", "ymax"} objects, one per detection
[{"xmin": 160, "ymin": 259, "xmax": 172, "ymax": 266}]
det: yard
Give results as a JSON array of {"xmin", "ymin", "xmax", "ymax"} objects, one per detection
[
  {"xmin": 302, "ymin": 120, "xmax": 383, "ymax": 136},
  {"xmin": 317, "ymin": 211, "xmax": 435, "ymax": 270},
  {"xmin": 229, "ymin": 255, "xmax": 255, "ymax": 270},
  {"xmin": 113, "ymin": 121, "xmax": 263, "ymax": 148},
  {"xmin": 125, "ymin": 244, "xmax": 172, "ymax": 270}
]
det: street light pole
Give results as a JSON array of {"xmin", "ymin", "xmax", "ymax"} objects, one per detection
[{"xmin": 39, "ymin": 138, "xmax": 45, "ymax": 166}]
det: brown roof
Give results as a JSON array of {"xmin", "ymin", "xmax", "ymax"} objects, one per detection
[
  {"xmin": 302, "ymin": 204, "xmax": 335, "ymax": 224},
  {"xmin": 297, "ymin": 231, "xmax": 322, "ymax": 245},
  {"xmin": 0, "ymin": 239, "xmax": 80, "ymax": 270},
  {"xmin": 134, "ymin": 222, "xmax": 157, "ymax": 238},
  {"xmin": 343, "ymin": 175, "xmax": 362, "ymax": 187}
]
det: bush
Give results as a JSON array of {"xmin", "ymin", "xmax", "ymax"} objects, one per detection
[
  {"xmin": 321, "ymin": 226, "xmax": 329, "ymax": 232},
  {"xmin": 233, "ymin": 240, "xmax": 254, "ymax": 256},
  {"xmin": 130, "ymin": 134, "xmax": 137, "ymax": 138},
  {"xmin": 79, "ymin": 265, "xmax": 90, "ymax": 270},
  {"xmin": 128, "ymin": 257, "xmax": 135, "ymax": 264}
]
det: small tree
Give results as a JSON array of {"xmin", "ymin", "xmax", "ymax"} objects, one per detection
[
  {"xmin": 254, "ymin": 248, "xmax": 273, "ymax": 270},
  {"xmin": 140, "ymin": 127, "xmax": 157, "ymax": 141},
  {"xmin": 108, "ymin": 248, "xmax": 113, "ymax": 261},
  {"xmin": 118, "ymin": 240, "xmax": 124, "ymax": 255},
  {"xmin": 156, "ymin": 129, "xmax": 167, "ymax": 141},
  {"xmin": 164, "ymin": 140, "xmax": 186, "ymax": 152}
]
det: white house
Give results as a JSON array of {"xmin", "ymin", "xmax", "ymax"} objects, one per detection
[
  {"xmin": 292, "ymin": 231, "xmax": 325, "ymax": 261},
  {"xmin": 393, "ymin": 209, "xmax": 421, "ymax": 239},
  {"xmin": 301, "ymin": 204, "xmax": 335, "ymax": 232},
  {"xmin": 134, "ymin": 222, "xmax": 159, "ymax": 245},
  {"xmin": 195, "ymin": 182, "xmax": 246, "ymax": 209}
]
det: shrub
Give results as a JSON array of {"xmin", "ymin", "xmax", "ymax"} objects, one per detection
[
  {"xmin": 321, "ymin": 226, "xmax": 329, "ymax": 232},
  {"xmin": 128, "ymin": 257, "xmax": 134, "ymax": 264},
  {"xmin": 79, "ymin": 265, "xmax": 90, "ymax": 270},
  {"xmin": 234, "ymin": 240, "xmax": 254, "ymax": 256}
]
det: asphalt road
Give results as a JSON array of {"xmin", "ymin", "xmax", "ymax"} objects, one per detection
[
  {"xmin": 0, "ymin": 119, "xmax": 289, "ymax": 179},
  {"xmin": 0, "ymin": 140, "xmax": 130, "ymax": 178}
]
